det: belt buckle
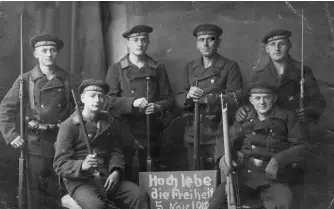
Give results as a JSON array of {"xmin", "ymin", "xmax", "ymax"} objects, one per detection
[{"xmin": 253, "ymin": 158, "xmax": 263, "ymax": 167}]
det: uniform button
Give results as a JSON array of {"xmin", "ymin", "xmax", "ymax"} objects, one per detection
[
  {"xmin": 41, "ymin": 120, "xmax": 44, "ymax": 123},
  {"xmin": 131, "ymin": 90, "xmax": 135, "ymax": 94},
  {"xmin": 250, "ymin": 119, "xmax": 253, "ymax": 122},
  {"xmin": 270, "ymin": 149, "xmax": 274, "ymax": 152},
  {"xmin": 41, "ymin": 105, "xmax": 44, "ymax": 108},
  {"xmin": 58, "ymin": 89, "xmax": 63, "ymax": 92},
  {"xmin": 247, "ymin": 170, "xmax": 252, "ymax": 173},
  {"xmin": 288, "ymin": 95, "xmax": 294, "ymax": 101},
  {"xmin": 211, "ymin": 79, "xmax": 215, "ymax": 83},
  {"xmin": 252, "ymin": 132, "xmax": 256, "ymax": 135},
  {"xmin": 58, "ymin": 104, "xmax": 62, "ymax": 107},
  {"xmin": 251, "ymin": 145, "xmax": 256, "ymax": 149}
]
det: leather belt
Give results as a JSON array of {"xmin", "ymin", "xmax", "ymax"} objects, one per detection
[
  {"xmin": 27, "ymin": 120, "xmax": 60, "ymax": 135},
  {"xmin": 237, "ymin": 151, "xmax": 268, "ymax": 169}
]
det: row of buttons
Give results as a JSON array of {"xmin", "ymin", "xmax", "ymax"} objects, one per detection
[{"xmin": 41, "ymin": 104, "xmax": 63, "ymax": 108}]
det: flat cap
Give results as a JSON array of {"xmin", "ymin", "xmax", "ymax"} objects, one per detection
[
  {"xmin": 30, "ymin": 33, "xmax": 64, "ymax": 50},
  {"xmin": 122, "ymin": 25, "xmax": 153, "ymax": 38},
  {"xmin": 262, "ymin": 29, "xmax": 292, "ymax": 44},
  {"xmin": 193, "ymin": 23, "xmax": 223, "ymax": 37},
  {"xmin": 78, "ymin": 79, "xmax": 110, "ymax": 95},
  {"xmin": 248, "ymin": 80, "xmax": 278, "ymax": 95}
]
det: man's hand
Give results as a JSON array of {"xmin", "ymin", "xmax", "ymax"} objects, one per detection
[
  {"xmin": 296, "ymin": 107, "xmax": 314, "ymax": 122},
  {"xmin": 81, "ymin": 154, "xmax": 98, "ymax": 171},
  {"xmin": 10, "ymin": 136, "xmax": 24, "ymax": 149},
  {"xmin": 187, "ymin": 86, "xmax": 204, "ymax": 101},
  {"xmin": 133, "ymin": 98, "xmax": 148, "ymax": 108},
  {"xmin": 104, "ymin": 170, "xmax": 120, "ymax": 192},
  {"xmin": 265, "ymin": 158, "xmax": 279, "ymax": 180},
  {"xmin": 235, "ymin": 106, "xmax": 251, "ymax": 123},
  {"xmin": 219, "ymin": 155, "xmax": 238, "ymax": 176},
  {"xmin": 145, "ymin": 103, "xmax": 162, "ymax": 115}
]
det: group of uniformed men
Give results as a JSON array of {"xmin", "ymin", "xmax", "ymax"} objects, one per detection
[{"xmin": 0, "ymin": 22, "xmax": 325, "ymax": 209}]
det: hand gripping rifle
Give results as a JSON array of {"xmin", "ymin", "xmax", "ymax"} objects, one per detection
[
  {"xmin": 18, "ymin": 13, "xmax": 26, "ymax": 209},
  {"xmin": 193, "ymin": 81, "xmax": 201, "ymax": 170},
  {"xmin": 220, "ymin": 93, "xmax": 240, "ymax": 209},
  {"xmin": 70, "ymin": 90, "xmax": 106, "ymax": 197},
  {"xmin": 146, "ymin": 76, "xmax": 152, "ymax": 172}
]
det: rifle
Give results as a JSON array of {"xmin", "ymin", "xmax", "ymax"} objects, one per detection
[
  {"xmin": 146, "ymin": 77, "xmax": 152, "ymax": 172},
  {"xmin": 300, "ymin": 9, "xmax": 304, "ymax": 110},
  {"xmin": 193, "ymin": 81, "xmax": 201, "ymax": 170},
  {"xmin": 70, "ymin": 90, "xmax": 105, "ymax": 197},
  {"xmin": 18, "ymin": 13, "xmax": 25, "ymax": 209},
  {"xmin": 220, "ymin": 93, "xmax": 240, "ymax": 209}
]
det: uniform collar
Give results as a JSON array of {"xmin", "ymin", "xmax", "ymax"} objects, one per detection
[
  {"xmin": 192, "ymin": 53, "xmax": 226, "ymax": 69},
  {"xmin": 71, "ymin": 110, "xmax": 109, "ymax": 125},
  {"xmin": 120, "ymin": 54, "xmax": 159, "ymax": 69},
  {"xmin": 266, "ymin": 55, "xmax": 301, "ymax": 84},
  {"xmin": 246, "ymin": 106, "xmax": 287, "ymax": 121},
  {"xmin": 30, "ymin": 65, "xmax": 66, "ymax": 81}
]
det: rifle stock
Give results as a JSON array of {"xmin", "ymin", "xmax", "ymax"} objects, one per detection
[
  {"xmin": 146, "ymin": 77, "xmax": 152, "ymax": 171},
  {"xmin": 220, "ymin": 94, "xmax": 238, "ymax": 209},
  {"xmin": 18, "ymin": 12, "xmax": 24, "ymax": 209}
]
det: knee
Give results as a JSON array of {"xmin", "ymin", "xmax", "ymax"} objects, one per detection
[
  {"xmin": 208, "ymin": 184, "xmax": 226, "ymax": 209},
  {"xmin": 76, "ymin": 196, "xmax": 105, "ymax": 209},
  {"xmin": 261, "ymin": 184, "xmax": 293, "ymax": 209}
]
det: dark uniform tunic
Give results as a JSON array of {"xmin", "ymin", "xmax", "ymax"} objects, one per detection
[
  {"xmin": 210, "ymin": 107, "xmax": 308, "ymax": 209},
  {"xmin": 175, "ymin": 54, "xmax": 243, "ymax": 169},
  {"xmin": 0, "ymin": 65, "xmax": 75, "ymax": 208},
  {"xmin": 104, "ymin": 54, "xmax": 174, "ymax": 176},
  {"xmin": 252, "ymin": 56, "xmax": 326, "ymax": 124},
  {"xmin": 53, "ymin": 111, "xmax": 149, "ymax": 209}
]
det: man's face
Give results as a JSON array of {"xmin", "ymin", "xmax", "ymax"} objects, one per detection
[
  {"xmin": 249, "ymin": 93, "xmax": 277, "ymax": 115},
  {"xmin": 196, "ymin": 34, "xmax": 221, "ymax": 58},
  {"xmin": 81, "ymin": 90, "xmax": 105, "ymax": 112},
  {"xmin": 33, "ymin": 45, "xmax": 58, "ymax": 66},
  {"xmin": 265, "ymin": 39, "xmax": 291, "ymax": 62},
  {"xmin": 127, "ymin": 36, "xmax": 149, "ymax": 56}
]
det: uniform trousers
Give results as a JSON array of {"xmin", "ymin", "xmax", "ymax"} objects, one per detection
[
  {"xmin": 26, "ymin": 132, "xmax": 60, "ymax": 209},
  {"xmin": 186, "ymin": 143, "xmax": 216, "ymax": 170},
  {"xmin": 208, "ymin": 179, "xmax": 293, "ymax": 209},
  {"xmin": 70, "ymin": 179, "xmax": 150, "ymax": 209}
]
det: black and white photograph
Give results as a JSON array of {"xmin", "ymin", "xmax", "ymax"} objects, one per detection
[{"xmin": 0, "ymin": 1, "xmax": 333, "ymax": 209}]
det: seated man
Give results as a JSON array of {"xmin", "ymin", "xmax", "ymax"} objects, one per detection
[
  {"xmin": 53, "ymin": 79, "xmax": 150, "ymax": 209},
  {"xmin": 209, "ymin": 81, "xmax": 309, "ymax": 209}
]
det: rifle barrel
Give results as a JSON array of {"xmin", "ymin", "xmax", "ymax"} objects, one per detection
[
  {"xmin": 146, "ymin": 77, "xmax": 152, "ymax": 171},
  {"xmin": 300, "ymin": 9, "xmax": 304, "ymax": 109},
  {"xmin": 193, "ymin": 81, "xmax": 200, "ymax": 170},
  {"xmin": 71, "ymin": 90, "xmax": 93, "ymax": 154},
  {"xmin": 18, "ymin": 13, "xmax": 25, "ymax": 209}
]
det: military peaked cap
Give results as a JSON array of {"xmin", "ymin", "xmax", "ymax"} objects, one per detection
[
  {"xmin": 248, "ymin": 80, "xmax": 278, "ymax": 95},
  {"xmin": 122, "ymin": 25, "xmax": 153, "ymax": 38},
  {"xmin": 78, "ymin": 79, "xmax": 110, "ymax": 94},
  {"xmin": 30, "ymin": 33, "xmax": 64, "ymax": 50},
  {"xmin": 262, "ymin": 29, "xmax": 292, "ymax": 44},
  {"xmin": 193, "ymin": 23, "xmax": 223, "ymax": 37}
]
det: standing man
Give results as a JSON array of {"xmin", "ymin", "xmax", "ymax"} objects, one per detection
[
  {"xmin": 104, "ymin": 25, "xmax": 174, "ymax": 179},
  {"xmin": 235, "ymin": 29, "xmax": 326, "ymax": 137},
  {"xmin": 53, "ymin": 79, "xmax": 150, "ymax": 209},
  {"xmin": 0, "ymin": 33, "xmax": 76, "ymax": 209},
  {"xmin": 175, "ymin": 23, "xmax": 244, "ymax": 170},
  {"xmin": 209, "ymin": 81, "xmax": 309, "ymax": 209}
]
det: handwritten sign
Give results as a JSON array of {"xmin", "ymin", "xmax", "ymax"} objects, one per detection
[{"xmin": 139, "ymin": 170, "xmax": 217, "ymax": 209}]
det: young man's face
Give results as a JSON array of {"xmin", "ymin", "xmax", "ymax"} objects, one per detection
[
  {"xmin": 196, "ymin": 34, "xmax": 221, "ymax": 58},
  {"xmin": 127, "ymin": 36, "xmax": 149, "ymax": 56},
  {"xmin": 81, "ymin": 90, "xmax": 105, "ymax": 112},
  {"xmin": 33, "ymin": 45, "xmax": 58, "ymax": 67},
  {"xmin": 265, "ymin": 39, "xmax": 291, "ymax": 62},
  {"xmin": 249, "ymin": 93, "xmax": 277, "ymax": 115}
]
